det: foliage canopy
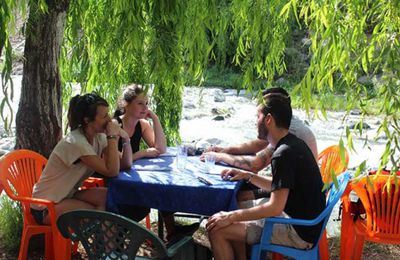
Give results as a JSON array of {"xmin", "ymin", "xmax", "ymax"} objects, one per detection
[{"xmin": 0, "ymin": 0, "xmax": 399, "ymax": 173}]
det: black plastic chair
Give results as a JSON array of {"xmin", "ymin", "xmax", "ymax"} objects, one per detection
[{"xmin": 57, "ymin": 209, "xmax": 194, "ymax": 260}]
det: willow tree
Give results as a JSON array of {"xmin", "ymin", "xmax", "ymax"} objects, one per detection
[
  {"xmin": 282, "ymin": 0, "xmax": 400, "ymax": 173},
  {"xmin": 1, "ymin": 0, "xmax": 399, "ymax": 173}
]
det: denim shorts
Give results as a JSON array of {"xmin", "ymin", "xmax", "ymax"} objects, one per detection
[{"xmin": 30, "ymin": 207, "xmax": 48, "ymax": 225}]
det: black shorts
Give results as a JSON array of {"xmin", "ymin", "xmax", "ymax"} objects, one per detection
[
  {"xmin": 240, "ymin": 182, "xmax": 271, "ymax": 199},
  {"xmin": 30, "ymin": 207, "xmax": 48, "ymax": 225}
]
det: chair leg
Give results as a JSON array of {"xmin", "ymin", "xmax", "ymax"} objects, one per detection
[
  {"xmin": 146, "ymin": 214, "xmax": 151, "ymax": 230},
  {"xmin": 339, "ymin": 205, "xmax": 355, "ymax": 260},
  {"xmin": 250, "ymin": 245, "xmax": 261, "ymax": 260},
  {"xmin": 319, "ymin": 230, "xmax": 329, "ymax": 260},
  {"xmin": 271, "ymin": 252, "xmax": 283, "ymax": 260},
  {"xmin": 45, "ymin": 232, "xmax": 54, "ymax": 260},
  {"xmin": 352, "ymin": 234, "xmax": 365, "ymax": 260},
  {"xmin": 53, "ymin": 232, "xmax": 72, "ymax": 260},
  {"xmin": 72, "ymin": 241, "xmax": 79, "ymax": 255},
  {"xmin": 18, "ymin": 229, "xmax": 30, "ymax": 260}
]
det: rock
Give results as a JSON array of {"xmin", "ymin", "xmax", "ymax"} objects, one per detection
[
  {"xmin": 357, "ymin": 76, "xmax": 373, "ymax": 86},
  {"xmin": 350, "ymin": 110, "xmax": 361, "ymax": 116},
  {"xmin": 212, "ymin": 115, "xmax": 225, "ymax": 121},
  {"xmin": 301, "ymin": 38, "xmax": 312, "ymax": 47},
  {"xmin": 238, "ymin": 89, "xmax": 254, "ymax": 98},
  {"xmin": 214, "ymin": 89, "xmax": 225, "ymax": 102},
  {"xmin": 275, "ymin": 77, "xmax": 287, "ymax": 86},
  {"xmin": 183, "ymin": 102, "xmax": 196, "ymax": 109},
  {"xmin": 348, "ymin": 122, "xmax": 371, "ymax": 130},
  {"xmin": 211, "ymin": 108, "xmax": 224, "ymax": 115},
  {"xmin": 199, "ymin": 138, "xmax": 223, "ymax": 147}
]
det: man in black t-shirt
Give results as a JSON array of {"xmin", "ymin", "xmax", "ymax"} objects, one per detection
[{"xmin": 205, "ymin": 94, "xmax": 326, "ymax": 260}]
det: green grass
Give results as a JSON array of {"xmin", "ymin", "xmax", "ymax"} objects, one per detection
[
  {"xmin": 185, "ymin": 66, "xmax": 244, "ymax": 89},
  {"xmin": 0, "ymin": 196, "xmax": 23, "ymax": 251}
]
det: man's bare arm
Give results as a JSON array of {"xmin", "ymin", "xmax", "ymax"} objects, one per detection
[
  {"xmin": 207, "ymin": 145, "xmax": 274, "ymax": 172},
  {"xmin": 209, "ymin": 139, "xmax": 269, "ymax": 155}
]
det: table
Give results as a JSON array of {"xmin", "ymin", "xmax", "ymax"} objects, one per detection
[{"xmin": 106, "ymin": 151, "xmax": 243, "ymax": 217}]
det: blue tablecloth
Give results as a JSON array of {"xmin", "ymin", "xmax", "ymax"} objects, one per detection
[{"xmin": 106, "ymin": 155, "xmax": 243, "ymax": 216}]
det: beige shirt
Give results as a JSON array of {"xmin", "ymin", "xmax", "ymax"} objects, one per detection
[{"xmin": 32, "ymin": 128, "xmax": 107, "ymax": 208}]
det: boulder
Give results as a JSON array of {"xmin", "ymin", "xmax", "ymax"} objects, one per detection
[{"xmin": 214, "ymin": 89, "xmax": 225, "ymax": 102}]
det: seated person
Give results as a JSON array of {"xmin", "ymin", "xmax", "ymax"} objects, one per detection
[
  {"xmin": 114, "ymin": 84, "xmax": 198, "ymax": 240},
  {"xmin": 201, "ymin": 87, "xmax": 318, "ymax": 201},
  {"xmin": 206, "ymin": 93, "xmax": 326, "ymax": 259},
  {"xmin": 31, "ymin": 93, "xmax": 130, "ymax": 225}
]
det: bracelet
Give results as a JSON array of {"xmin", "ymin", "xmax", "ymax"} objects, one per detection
[
  {"xmin": 246, "ymin": 173, "xmax": 254, "ymax": 183},
  {"xmin": 106, "ymin": 135, "xmax": 118, "ymax": 140}
]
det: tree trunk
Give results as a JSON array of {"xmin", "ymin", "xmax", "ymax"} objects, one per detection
[{"xmin": 15, "ymin": 1, "xmax": 69, "ymax": 158}]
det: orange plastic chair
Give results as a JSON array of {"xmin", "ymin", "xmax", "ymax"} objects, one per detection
[
  {"xmin": 318, "ymin": 145, "xmax": 349, "ymax": 184},
  {"xmin": 317, "ymin": 145, "xmax": 349, "ymax": 260},
  {"xmin": 0, "ymin": 149, "xmax": 72, "ymax": 260},
  {"xmin": 81, "ymin": 177, "xmax": 105, "ymax": 189},
  {"xmin": 340, "ymin": 175, "xmax": 400, "ymax": 260}
]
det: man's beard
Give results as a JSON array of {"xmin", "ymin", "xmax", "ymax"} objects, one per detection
[{"xmin": 257, "ymin": 122, "xmax": 268, "ymax": 140}]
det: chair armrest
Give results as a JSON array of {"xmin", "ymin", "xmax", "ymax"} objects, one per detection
[
  {"xmin": 166, "ymin": 236, "xmax": 193, "ymax": 258},
  {"xmin": 17, "ymin": 196, "xmax": 57, "ymax": 224},
  {"xmin": 260, "ymin": 213, "xmax": 329, "ymax": 244},
  {"xmin": 265, "ymin": 215, "xmax": 323, "ymax": 226}
]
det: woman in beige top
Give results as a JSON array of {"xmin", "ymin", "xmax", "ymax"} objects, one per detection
[{"xmin": 31, "ymin": 93, "xmax": 131, "ymax": 225}]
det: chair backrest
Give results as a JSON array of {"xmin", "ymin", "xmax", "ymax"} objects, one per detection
[
  {"xmin": 314, "ymin": 172, "xmax": 351, "ymax": 245},
  {"xmin": 318, "ymin": 145, "xmax": 349, "ymax": 183},
  {"xmin": 352, "ymin": 175, "xmax": 400, "ymax": 241},
  {"xmin": 0, "ymin": 149, "xmax": 47, "ymax": 207},
  {"xmin": 57, "ymin": 209, "xmax": 169, "ymax": 259}
]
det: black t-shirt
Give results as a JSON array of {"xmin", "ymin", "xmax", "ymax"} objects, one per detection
[
  {"xmin": 271, "ymin": 133, "xmax": 325, "ymax": 243},
  {"xmin": 115, "ymin": 117, "xmax": 142, "ymax": 153}
]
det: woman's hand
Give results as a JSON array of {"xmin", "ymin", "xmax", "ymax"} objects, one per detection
[
  {"xmin": 106, "ymin": 121, "xmax": 120, "ymax": 136},
  {"xmin": 206, "ymin": 211, "xmax": 233, "ymax": 232},
  {"xmin": 145, "ymin": 147, "xmax": 161, "ymax": 157},
  {"xmin": 119, "ymin": 128, "xmax": 130, "ymax": 142},
  {"xmin": 221, "ymin": 168, "xmax": 252, "ymax": 181},
  {"xmin": 145, "ymin": 109, "xmax": 158, "ymax": 121}
]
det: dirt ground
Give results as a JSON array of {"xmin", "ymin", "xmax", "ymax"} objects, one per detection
[{"xmin": 1, "ymin": 225, "xmax": 400, "ymax": 259}]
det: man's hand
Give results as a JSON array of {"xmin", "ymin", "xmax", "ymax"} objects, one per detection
[
  {"xmin": 221, "ymin": 168, "xmax": 252, "ymax": 181},
  {"xmin": 206, "ymin": 211, "xmax": 233, "ymax": 232},
  {"xmin": 206, "ymin": 145, "xmax": 224, "ymax": 153},
  {"xmin": 200, "ymin": 151, "xmax": 221, "ymax": 162}
]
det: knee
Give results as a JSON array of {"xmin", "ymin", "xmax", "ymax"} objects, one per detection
[{"xmin": 208, "ymin": 228, "xmax": 225, "ymax": 243}]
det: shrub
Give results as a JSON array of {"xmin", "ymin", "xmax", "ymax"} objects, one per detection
[{"xmin": 0, "ymin": 195, "xmax": 23, "ymax": 252}]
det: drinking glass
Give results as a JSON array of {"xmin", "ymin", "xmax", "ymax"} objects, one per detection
[
  {"xmin": 204, "ymin": 154, "xmax": 216, "ymax": 173},
  {"xmin": 176, "ymin": 145, "xmax": 188, "ymax": 171}
]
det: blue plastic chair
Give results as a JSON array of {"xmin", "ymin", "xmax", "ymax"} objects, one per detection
[{"xmin": 251, "ymin": 172, "xmax": 351, "ymax": 260}]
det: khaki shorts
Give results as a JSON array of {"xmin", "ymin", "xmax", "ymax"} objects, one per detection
[{"xmin": 244, "ymin": 198, "xmax": 313, "ymax": 250}]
